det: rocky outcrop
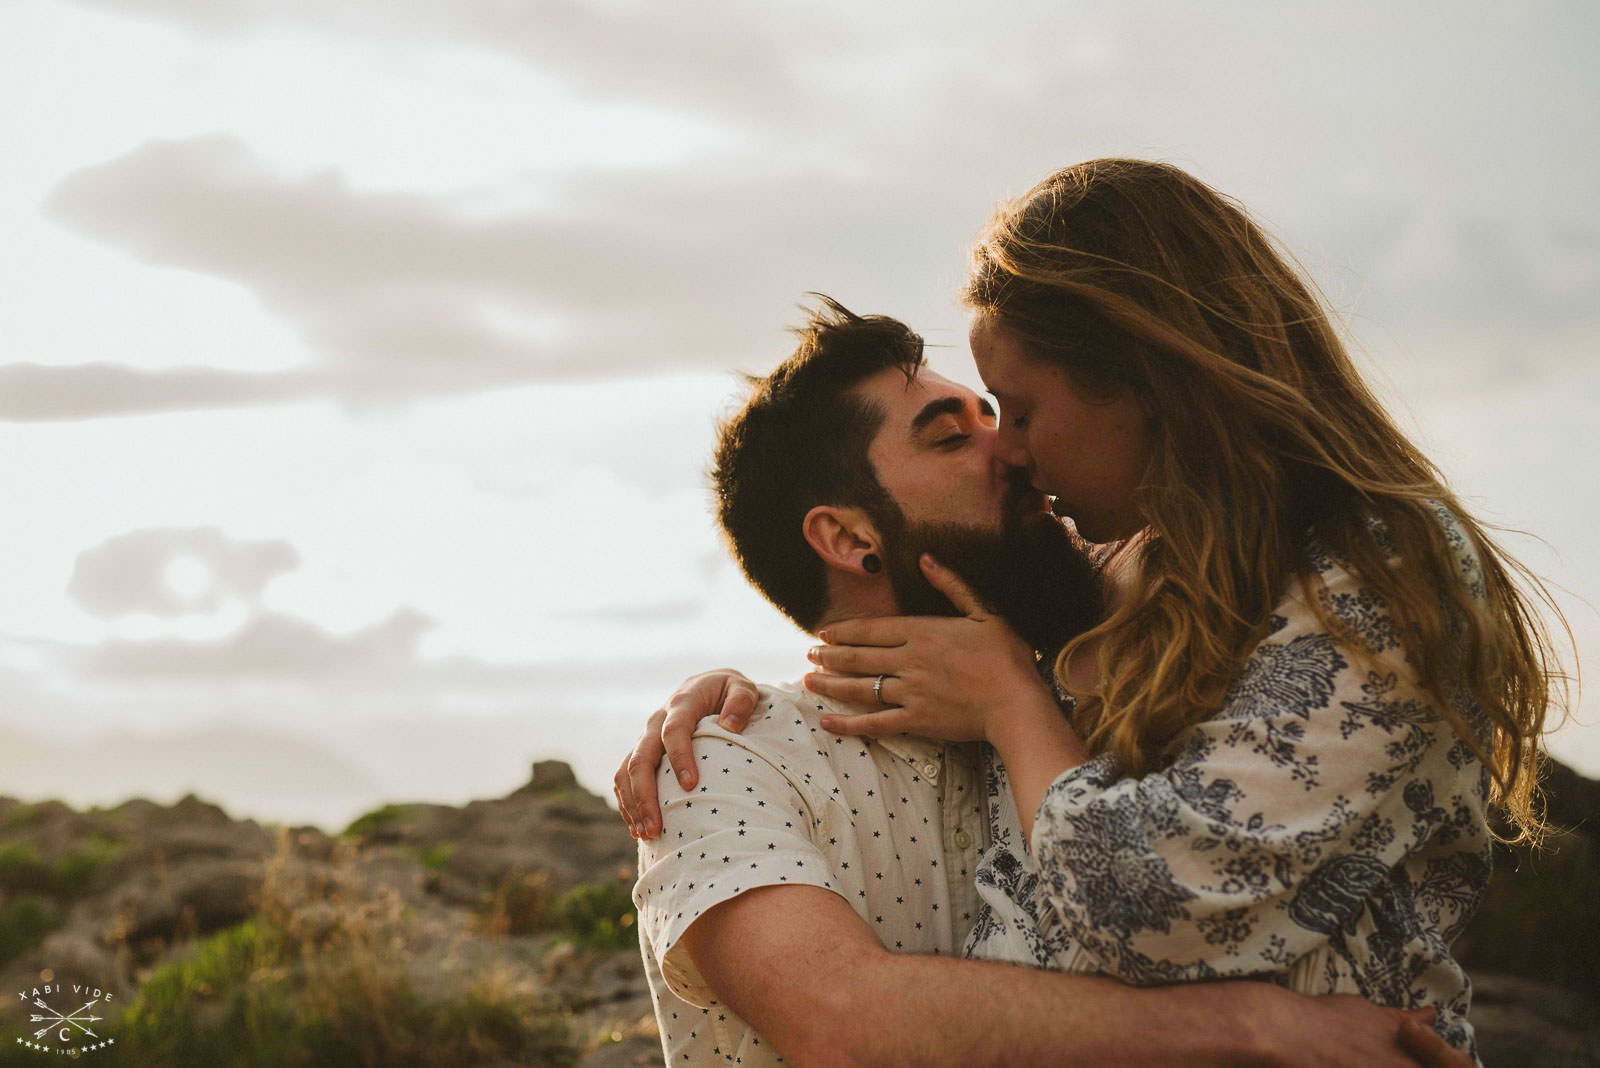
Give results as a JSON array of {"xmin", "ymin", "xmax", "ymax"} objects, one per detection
[{"xmin": 0, "ymin": 763, "xmax": 653, "ymax": 1065}]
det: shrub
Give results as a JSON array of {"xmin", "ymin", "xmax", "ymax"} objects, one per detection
[
  {"xmin": 55, "ymin": 835, "xmax": 126, "ymax": 897},
  {"xmin": 0, "ymin": 837, "xmax": 125, "ymax": 899},
  {"xmin": 0, "ymin": 894, "xmax": 62, "ymax": 964},
  {"xmin": 400, "ymin": 843, "xmax": 453, "ymax": 874},
  {"xmin": 115, "ymin": 837, "xmax": 578, "ymax": 1067},
  {"xmin": 0, "ymin": 843, "xmax": 55, "ymax": 895},
  {"xmin": 552, "ymin": 878, "xmax": 638, "ymax": 952},
  {"xmin": 341, "ymin": 804, "xmax": 408, "ymax": 840}
]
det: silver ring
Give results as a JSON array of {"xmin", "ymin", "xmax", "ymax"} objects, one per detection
[{"xmin": 873, "ymin": 674, "xmax": 887, "ymax": 704}]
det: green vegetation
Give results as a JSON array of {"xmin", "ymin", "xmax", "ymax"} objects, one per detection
[
  {"xmin": 0, "ymin": 835, "xmax": 124, "ymax": 899},
  {"xmin": 340, "ymin": 803, "xmax": 409, "ymax": 839},
  {"xmin": 117, "ymin": 910, "xmax": 576, "ymax": 1066},
  {"xmin": 0, "ymin": 803, "xmax": 44, "ymax": 831},
  {"xmin": 477, "ymin": 872, "xmax": 637, "ymax": 951},
  {"xmin": 0, "ymin": 894, "xmax": 62, "ymax": 964},
  {"xmin": 399, "ymin": 842, "xmax": 454, "ymax": 874},
  {"xmin": 551, "ymin": 879, "xmax": 638, "ymax": 952}
]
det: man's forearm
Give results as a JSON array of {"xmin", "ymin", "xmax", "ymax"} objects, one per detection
[
  {"xmin": 688, "ymin": 885, "xmax": 1281, "ymax": 1067},
  {"xmin": 686, "ymin": 885, "xmax": 1462, "ymax": 1068},
  {"xmin": 812, "ymin": 948, "xmax": 1282, "ymax": 1067}
]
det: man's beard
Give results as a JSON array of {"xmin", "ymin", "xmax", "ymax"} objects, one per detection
[{"xmin": 874, "ymin": 493, "xmax": 1102, "ymax": 656}]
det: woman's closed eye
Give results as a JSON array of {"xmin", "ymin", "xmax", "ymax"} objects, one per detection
[{"xmin": 936, "ymin": 433, "xmax": 971, "ymax": 449}]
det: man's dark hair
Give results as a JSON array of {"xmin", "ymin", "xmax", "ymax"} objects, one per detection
[{"xmin": 712, "ymin": 296, "xmax": 924, "ymax": 631}]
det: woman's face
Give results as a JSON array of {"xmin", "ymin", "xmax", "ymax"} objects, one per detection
[{"xmin": 969, "ymin": 316, "xmax": 1153, "ymax": 544}]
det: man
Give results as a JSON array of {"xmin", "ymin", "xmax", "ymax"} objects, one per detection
[{"xmin": 630, "ymin": 298, "xmax": 1466, "ymax": 1066}]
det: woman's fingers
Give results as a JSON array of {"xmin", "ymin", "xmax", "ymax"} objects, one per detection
[
  {"xmin": 622, "ymin": 670, "xmax": 762, "ymax": 841},
  {"xmin": 715, "ymin": 674, "xmax": 760, "ymax": 731},
  {"xmin": 619, "ymin": 708, "xmax": 668, "ymax": 838},
  {"xmin": 806, "ymin": 642, "xmax": 905, "ymax": 677},
  {"xmin": 804, "ymin": 671, "xmax": 893, "ymax": 707},
  {"xmin": 920, "ymin": 554, "xmax": 989, "ymax": 617},
  {"xmin": 661, "ymin": 697, "xmax": 709, "ymax": 793},
  {"xmin": 818, "ymin": 708, "xmax": 914, "ymax": 737}
]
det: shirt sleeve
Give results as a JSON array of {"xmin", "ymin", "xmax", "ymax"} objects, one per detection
[
  {"xmin": 1027, "ymin": 537, "xmax": 1491, "ymax": 984},
  {"xmin": 631, "ymin": 722, "xmax": 846, "ymax": 1007}
]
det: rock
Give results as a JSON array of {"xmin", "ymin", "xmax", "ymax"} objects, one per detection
[
  {"xmin": 521, "ymin": 760, "xmax": 580, "ymax": 795},
  {"xmin": 34, "ymin": 930, "xmax": 116, "ymax": 987}
]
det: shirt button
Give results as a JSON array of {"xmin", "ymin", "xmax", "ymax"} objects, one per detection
[
  {"xmin": 953, "ymin": 829, "xmax": 973, "ymax": 850},
  {"xmin": 921, "ymin": 761, "xmax": 939, "ymax": 779}
]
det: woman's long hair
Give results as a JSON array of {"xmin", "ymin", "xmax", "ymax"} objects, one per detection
[{"xmin": 963, "ymin": 158, "xmax": 1565, "ymax": 843}]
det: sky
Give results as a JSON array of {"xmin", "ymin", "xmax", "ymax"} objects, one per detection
[{"xmin": 4, "ymin": 0, "xmax": 1597, "ymax": 828}]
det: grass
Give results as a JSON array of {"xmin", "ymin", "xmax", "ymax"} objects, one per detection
[
  {"xmin": 112, "ymin": 836, "xmax": 578, "ymax": 1067},
  {"xmin": 0, "ymin": 837, "xmax": 125, "ymax": 963},
  {"xmin": 398, "ymin": 842, "xmax": 453, "ymax": 874},
  {"xmin": 0, "ymin": 836, "xmax": 125, "ymax": 899},
  {"xmin": 340, "ymin": 804, "xmax": 409, "ymax": 839},
  {"xmin": 476, "ymin": 871, "xmax": 637, "ymax": 951}
]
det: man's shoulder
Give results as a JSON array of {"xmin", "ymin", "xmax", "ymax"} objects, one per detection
[
  {"xmin": 690, "ymin": 681, "xmax": 845, "ymax": 741},
  {"xmin": 680, "ymin": 681, "xmax": 869, "ymax": 779}
]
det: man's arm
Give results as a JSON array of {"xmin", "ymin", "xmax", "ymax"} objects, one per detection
[{"xmin": 683, "ymin": 884, "xmax": 1471, "ymax": 1068}]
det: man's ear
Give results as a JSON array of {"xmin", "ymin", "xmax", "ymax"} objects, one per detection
[{"xmin": 802, "ymin": 505, "xmax": 881, "ymax": 576}]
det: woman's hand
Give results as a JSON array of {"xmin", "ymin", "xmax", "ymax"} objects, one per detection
[
  {"xmin": 805, "ymin": 555, "xmax": 1055, "ymax": 744},
  {"xmin": 614, "ymin": 669, "xmax": 760, "ymax": 840},
  {"xmin": 808, "ymin": 555, "xmax": 1090, "ymax": 844}
]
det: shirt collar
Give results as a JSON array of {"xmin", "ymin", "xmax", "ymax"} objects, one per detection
[{"xmin": 805, "ymin": 686, "xmax": 950, "ymax": 782}]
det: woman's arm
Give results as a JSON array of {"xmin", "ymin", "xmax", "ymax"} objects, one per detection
[{"xmin": 1020, "ymin": 557, "xmax": 1490, "ymax": 996}]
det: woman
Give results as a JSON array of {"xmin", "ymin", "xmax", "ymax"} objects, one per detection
[{"xmin": 618, "ymin": 159, "xmax": 1562, "ymax": 1058}]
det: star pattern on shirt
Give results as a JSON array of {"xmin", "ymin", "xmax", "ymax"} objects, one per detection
[{"xmin": 635, "ymin": 682, "xmax": 987, "ymax": 1067}]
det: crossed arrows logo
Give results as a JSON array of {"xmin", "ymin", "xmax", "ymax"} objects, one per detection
[{"xmin": 28, "ymin": 996, "xmax": 102, "ymax": 1042}]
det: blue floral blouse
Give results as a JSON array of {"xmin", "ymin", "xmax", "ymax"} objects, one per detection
[{"xmin": 965, "ymin": 508, "xmax": 1492, "ymax": 1059}]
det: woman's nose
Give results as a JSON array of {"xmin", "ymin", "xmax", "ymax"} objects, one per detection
[{"xmin": 994, "ymin": 431, "xmax": 1030, "ymax": 471}]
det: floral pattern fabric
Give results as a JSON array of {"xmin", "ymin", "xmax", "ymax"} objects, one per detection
[{"xmin": 966, "ymin": 509, "xmax": 1492, "ymax": 1060}]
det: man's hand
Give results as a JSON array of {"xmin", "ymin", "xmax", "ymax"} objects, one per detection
[{"xmin": 613, "ymin": 669, "xmax": 759, "ymax": 838}]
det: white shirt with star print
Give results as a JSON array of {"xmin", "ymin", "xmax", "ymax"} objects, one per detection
[{"xmin": 634, "ymin": 681, "xmax": 988, "ymax": 1066}]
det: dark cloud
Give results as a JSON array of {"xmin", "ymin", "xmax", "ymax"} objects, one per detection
[{"xmin": 69, "ymin": 527, "xmax": 301, "ymax": 617}]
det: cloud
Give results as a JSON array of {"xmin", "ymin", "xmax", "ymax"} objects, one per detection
[
  {"xmin": 73, "ymin": 608, "xmax": 432, "ymax": 682},
  {"xmin": 40, "ymin": 137, "xmax": 870, "ymax": 395},
  {"xmin": 32, "ymin": 4, "xmax": 1600, "ymax": 426},
  {"xmin": 55, "ymin": 605, "xmax": 786, "ymax": 699},
  {"xmin": 69, "ymin": 527, "xmax": 301, "ymax": 617},
  {"xmin": 0, "ymin": 363, "xmax": 326, "ymax": 421},
  {"xmin": 64, "ymin": 0, "xmax": 833, "ymax": 128}
]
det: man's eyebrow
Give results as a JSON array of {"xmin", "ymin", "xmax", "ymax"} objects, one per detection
[{"xmin": 909, "ymin": 396, "xmax": 971, "ymax": 435}]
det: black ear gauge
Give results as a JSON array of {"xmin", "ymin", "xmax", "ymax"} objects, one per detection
[{"xmin": 862, "ymin": 553, "xmax": 882, "ymax": 574}]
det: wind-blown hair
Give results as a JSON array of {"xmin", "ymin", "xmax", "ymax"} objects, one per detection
[
  {"xmin": 712, "ymin": 296, "xmax": 923, "ymax": 632},
  {"xmin": 962, "ymin": 158, "xmax": 1565, "ymax": 842}
]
